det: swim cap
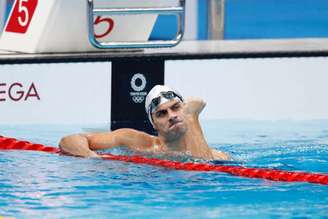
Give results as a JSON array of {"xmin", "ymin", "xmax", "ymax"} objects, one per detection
[{"xmin": 145, "ymin": 85, "xmax": 183, "ymax": 126}]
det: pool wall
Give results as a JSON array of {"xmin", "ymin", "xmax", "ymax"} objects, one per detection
[{"xmin": 1, "ymin": 56, "xmax": 328, "ymax": 128}]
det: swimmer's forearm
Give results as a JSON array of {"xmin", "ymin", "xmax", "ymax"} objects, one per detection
[
  {"xmin": 184, "ymin": 115, "xmax": 214, "ymax": 160},
  {"xmin": 59, "ymin": 134, "xmax": 99, "ymax": 158}
]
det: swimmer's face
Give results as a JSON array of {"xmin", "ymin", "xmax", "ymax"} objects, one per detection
[{"xmin": 152, "ymin": 99, "xmax": 187, "ymax": 141}]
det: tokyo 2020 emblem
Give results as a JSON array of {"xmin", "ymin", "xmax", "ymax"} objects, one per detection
[{"xmin": 130, "ymin": 73, "xmax": 147, "ymax": 104}]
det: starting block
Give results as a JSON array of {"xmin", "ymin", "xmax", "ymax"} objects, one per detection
[{"xmin": 0, "ymin": 0, "xmax": 185, "ymax": 53}]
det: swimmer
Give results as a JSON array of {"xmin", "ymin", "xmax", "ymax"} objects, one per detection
[{"xmin": 59, "ymin": 85, "xmax": 230, "ymax": 160}]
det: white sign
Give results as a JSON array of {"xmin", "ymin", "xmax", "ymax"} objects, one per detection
[
  {"xmin": 166, "ymin": 57, "xmax": 328, "ymax": 120},
  {"xmin": 0, "ymin": 62, "xmax": 111, "ymax": 124}
]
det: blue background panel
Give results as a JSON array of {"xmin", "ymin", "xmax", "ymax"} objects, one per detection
[
  {"xmin": 225, "ymin": 0, "xmax": 328, "ymax": 39},
  {"xmin": 150, "ymin": 15, "xmax": 178, "ymax": 40}
]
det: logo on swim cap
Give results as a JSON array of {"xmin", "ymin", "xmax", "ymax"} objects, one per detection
[{"xmin": 130, "ymin": 73, "xmax": 147, "ymax": 104}]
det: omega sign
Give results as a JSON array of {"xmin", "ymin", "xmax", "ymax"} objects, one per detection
[
  {"xmin": 130, "ymin": 73, "xmax": 147, "ymax": 103},
  {"xmin": 0, "ymin": 82, "xmax": 40, "ymax": 102}
]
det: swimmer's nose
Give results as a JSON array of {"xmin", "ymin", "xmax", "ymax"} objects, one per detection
[
  {"xmin": 169, "ymin": 115, "xmax": 178, "ymax": 124},
  {"xmin": 168, "ymin": 110, "xmax": 178, "ymax": 123}
]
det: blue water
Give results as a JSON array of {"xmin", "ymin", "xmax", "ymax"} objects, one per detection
[{"xmin": 1, "ymin": 120, "xmax": 328, "ymax": 218}]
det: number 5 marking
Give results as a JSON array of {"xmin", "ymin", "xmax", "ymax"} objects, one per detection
[
  {"xmin": 5, "ymin": 0, "xmax": 38, "ymax": 34},
  {"xmin": 18, "ymin": 0, "xmax": 29, "ymax": 27},
  {"xmin": 94, "ymin": 16, "xmax": 114, "ymax": 39}
]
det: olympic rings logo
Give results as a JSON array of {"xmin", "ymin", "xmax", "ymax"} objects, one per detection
[{"xmin": 132, "ymin": 96, "xmax": 145, "ymax": 103}]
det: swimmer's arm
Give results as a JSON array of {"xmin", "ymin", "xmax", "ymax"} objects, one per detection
[
  {"xmin": 183, "ymin": 97, "xmax": 214, "ymax": 160},
  {"xmin": 87, "ymin": 128, "xmax": 154, "ymax": 151},
  {"xmin": 59, "ymin": 128, "xmax": 154, "ymax": 157},
  {"xmin": 183, "ymin": 98, "xmax": 231, "ymax": 161},
  {"xmin": 183, "ymin": 97, "xmax": 206, "ymax": 116}
]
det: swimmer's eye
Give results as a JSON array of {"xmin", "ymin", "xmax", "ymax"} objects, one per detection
[
  {"xmin": 156, "ymin": 110, "xmax": 167, "ymax": 118},
  {"xmin": 171, "ymin": 103, "xmax": 181, "ymax": 111}
]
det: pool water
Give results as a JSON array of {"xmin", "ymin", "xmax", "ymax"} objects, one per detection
[{"xmin": 0, "ymin": 120, "xmax": 328, "ymax": 218}]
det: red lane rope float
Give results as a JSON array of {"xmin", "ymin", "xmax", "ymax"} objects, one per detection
[{"xmin": 1, "ymin": 135, "xmax": 328, "ymax": 185}]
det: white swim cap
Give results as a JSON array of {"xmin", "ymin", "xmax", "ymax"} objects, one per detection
[{"xmin": 145, "ymin": 85, "xmax": 183, "ymax": 126}]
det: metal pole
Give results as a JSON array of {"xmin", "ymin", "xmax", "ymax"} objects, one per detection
[
  {"xmin": 0, "ymin": 0, "xmax": 6, "ymax": 32},
  {"xmin": 207, "ymin": 0, "xmax": 225, "ymax": 40}
]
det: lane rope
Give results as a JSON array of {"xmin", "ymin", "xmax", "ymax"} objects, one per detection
[{"xmin": 1, "ymin": 135, "xmax": 328, "ymax": 185}]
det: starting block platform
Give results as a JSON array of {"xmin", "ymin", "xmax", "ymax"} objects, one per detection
[{"xmin": 0, "ymin": 0, "xmax": 184, "ymax": 53}]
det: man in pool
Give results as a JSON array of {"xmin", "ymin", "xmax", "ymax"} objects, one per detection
[{"xmin": 59, "ymin": 85, "xmax": 230, "ymax": 160}]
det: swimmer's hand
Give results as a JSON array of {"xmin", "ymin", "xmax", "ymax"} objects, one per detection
[
  {"xmin": 100, "ymin": 154, "xmax": 116, "ymax": 159},
  {"xmin": 183, "ymin": 97, "xmax": 206, "ymax": 116},
  {"xmin": 59, "ymin": 134, "xmax": 100, "ymax": 158},
  {"xmin": 211, "ymin": 149, "xmax": 231, "ymax": 161}
]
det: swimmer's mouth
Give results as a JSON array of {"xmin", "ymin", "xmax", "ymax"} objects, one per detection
[{"xmin": 169, "ymin": 120, "xmax": 182, "ymax": 129}]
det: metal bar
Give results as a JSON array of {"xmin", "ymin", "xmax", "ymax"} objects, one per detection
[
  {"xmin": 207, "ymin": 0, "xmax": 225, "ymax": 40},
  {"xmin": 93, "ymin": 7, "xmax": 184, "ymax": 16},
  {"xmin": 87, "ymin": 0, "xmax": 185, "ymax": 49}
]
